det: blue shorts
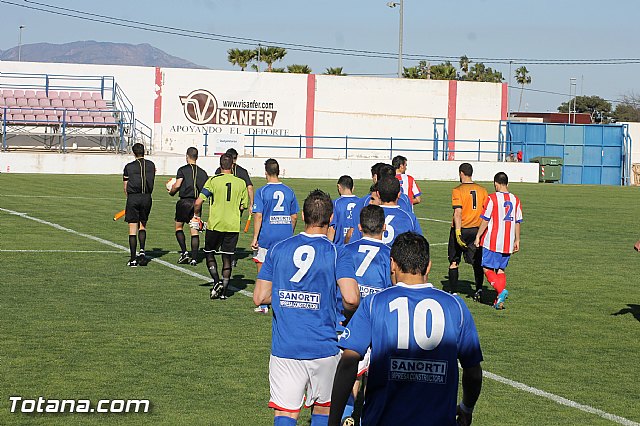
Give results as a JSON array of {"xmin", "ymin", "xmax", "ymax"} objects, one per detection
[{"xmin": 482, "ymin": 248, "xmax": 510, "ymax": 270}]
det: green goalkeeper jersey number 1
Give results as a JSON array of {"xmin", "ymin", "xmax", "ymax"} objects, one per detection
[{"xmin": 199, "ymin": 173, "xmax": 249, "ymax": 232}]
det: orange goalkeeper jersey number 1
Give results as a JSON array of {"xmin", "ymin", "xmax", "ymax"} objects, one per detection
[{"xmin": 451, "ymin": 182, "xmax": 488, "ymax": 228}]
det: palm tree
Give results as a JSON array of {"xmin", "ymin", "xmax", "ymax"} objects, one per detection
[
  {"xmin": 324, "ymin": 67, "xmax": 346, "ymax": 76},
  {"xmin": 257, "ymin": 46, "xmax": 287, "ymax": 72},
  {"xmin": 287, "ymin": 64, "xmax": 312, "ymax": 74},
  {"xmin": 515, "ymin": 66, "xmax": 532, "ymax": 112},
  {"xmin": 227, "ymin": 48, "xmax": 255, "ymax": 71},
  {"xmin": 459, "ymin": 55, "xmax": 470, "ymax": 80},
  {"xmin": 430, "ymin": 61, "xmax": 457, "ymax": 80}
]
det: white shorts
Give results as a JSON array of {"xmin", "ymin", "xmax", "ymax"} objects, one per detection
[
  {"xmin": 253, "ymin": 247, "xmax": 268, "ymax": 264},
  {"xmin": 357, "ymin": 348, "xmax": 371, "ymax": 377},
  {"xmin": 268, "ymin": 353, "xmax": 340, "ymax": 412}
]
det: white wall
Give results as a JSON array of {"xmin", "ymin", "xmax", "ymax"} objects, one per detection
[
  {"xmin": 0, "ymin": 152, "xmax": 539, "ymax": 183},
  {"xmin": 624, "ymin": 122, "xmax": 640, "ymax": 165}
]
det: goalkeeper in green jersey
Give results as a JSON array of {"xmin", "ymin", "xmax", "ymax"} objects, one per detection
[{"xmin": 193, "ymin": 153, "xmax": 249, "ymax": 299}]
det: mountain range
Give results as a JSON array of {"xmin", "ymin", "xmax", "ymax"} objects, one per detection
[{"xmin": 0, "ymin": 40, "xmax": 206, "ymax": 69}]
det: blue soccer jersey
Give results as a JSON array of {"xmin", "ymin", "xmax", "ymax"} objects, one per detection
[
  {"xmin": 253, "ymin": 182, "xmax": 299, "ymax": 249},
  {"xmin": 339, "ymin": 283, "xmax": 483, "ymax": 425},
  {"xmin": 380, "ymin": 205, "xmax": 422, "ymax": 245},
  {"xmin": 257, "ymin": 232, "xmax": 347, "ymax": 359},
  {"xmin": 330, "ymin": 195, "xmax": 359, "ymax": 247},
  {"xmin": 335, "ymin": 237, "xmax": 392, "ymax": 331},
  {"xmin": 351, "ymin": 194, "xmax": 415, "ymax": 242}
]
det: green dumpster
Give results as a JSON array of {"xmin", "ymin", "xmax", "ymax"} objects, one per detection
[{"xmin": 530, "ymin": 156, "xmax": 563, "ymax": 183}]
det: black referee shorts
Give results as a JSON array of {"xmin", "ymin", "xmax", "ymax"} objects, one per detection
[
  {"xmin": 448, "ymin": 226, "xmax": 480, "ymax": 266},
  {"xmin": 204, "ymin": 230, "xmax": 239, "ymax": 255},
  {"xmin": 175, "ymin": 198, "xmax": 196, "ymax": 223},
  {"xmin": 125, "ymin": 193, "xmax": 152, "ymax": 223}
]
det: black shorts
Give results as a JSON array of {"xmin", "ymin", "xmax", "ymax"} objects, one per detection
[
  {"xmin": 448, "ymin": 227, "xmax": 481, "ymax": 266},
  {"xmin": 204, "ymin": 230, "xmax": 239, "ymax": 255},
  {"xmin": 175, "ymin": 198, "xmax": 196, "ymax": 223},
  {"xmin": 125, "ymin": 193, "xmax": 152, "ymax": 223}
]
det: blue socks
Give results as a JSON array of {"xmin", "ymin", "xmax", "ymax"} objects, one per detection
[
  {"xmin": 311, "ymin": 414, "xmax": 329, "ymax": 426},
  {"xmin": 343, "ymin": 394, "xmax": 355, "ymax": 418},
  {"xmin": 274, "ymin": 416, "xmax": 297, "ymax": 426}
]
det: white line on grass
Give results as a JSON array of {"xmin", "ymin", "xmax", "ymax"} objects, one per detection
[
  {"xmin": 483, "ymin": 371, "xmax": 640, "ymax": 426},
  {"xmin": 417, "ymin": 216, "xmax": 451, "ymax": 224},
  {"xmin": 0, "ymin": 194, "xmax": 119, "ymax": 201},
  {"xmin": 0, "ymin": 207, "xmax": 253, "ymax": 298},
  {"xmin": 0, "ymin": 249, "xmax": 122, "ymax": 253},
  {"xmin": 2, "ymin": 206, "xmax": 638, "ymax": 425}
]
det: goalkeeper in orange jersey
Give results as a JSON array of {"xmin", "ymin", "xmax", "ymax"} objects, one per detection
[{"xmin": 448, "ymin": 163, "xmax": 488, "ymax": 298}]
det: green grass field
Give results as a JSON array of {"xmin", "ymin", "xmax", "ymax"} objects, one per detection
[{"xmin": 1, "ymin": 173, "xmax": 639, "ymax": 425}]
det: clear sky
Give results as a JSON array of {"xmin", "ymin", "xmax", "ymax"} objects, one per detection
[{"xmin": 1, "ymin": 0, "xmax": 639, "ymax": 112}]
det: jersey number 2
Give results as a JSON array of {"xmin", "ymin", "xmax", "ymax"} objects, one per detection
[
  {"xmin": 389, "ymin": 297, "xmax": 445, "ymax": 350},
  {"xmin": 273, "ymin": 191, "xmax": 285, "ymax": 212},
  {"xmin": 503, "ymin": 201, "xmax": 514, "ymax": 222},
  {"xmin": 290, "ymin": 245, "xmax": 315, "ymax": 283}
]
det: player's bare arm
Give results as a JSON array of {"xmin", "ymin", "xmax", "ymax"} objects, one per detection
[
  {"xmin": 247, "ymin": 185, "xmax": 254, "ymax": 214},
  {"xmin": 326, "ymin": 226, "xmax": 336, "ymax": 243},
  {"xmin": 290, "ymin": 213, "xmax": 298, "ymax": 231},
  {"xmin": 635, "ymin": 239, "xmax": 640, "ymax": 251},
  {"xmin": 344, "ymin": 227, "xmax": 353, "ymax": 244},
  {"xmin": 513, "ymin": 222, "xmax": 521, "ymax": 253},
  {"xmin": 474, "ymin": 219, "xmax": 489, "ymax": 247},
  {"xmin": 251, "ymin": 212, "xmax": 263, "ymax": 250},
  {"xmin": 328, "ymin": 349, "xmax": 361, "ymax": 426},
  {"xmin": 413, "ymin": 195, "xmax": 422, "ymax": 205},
  {"xmin": 123, "ymin": 180, "xmax": 128, "ymax": 196},
  {"xmin": 253, "ymin": 279, "xmax": 272, "ymax": 306},
  {"xmin": 337, "ymin": 277, "xmax": 360, "ymax": 323},
  {"xmin": 168, "ymin": 177, "xmax": 183, "ymax": 196},
  {"xmin": 457, "ymin": 364, "xmax": 483, "ymax": 426}
]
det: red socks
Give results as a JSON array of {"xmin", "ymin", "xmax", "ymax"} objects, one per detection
[{"xmin": 485, "ymin": 270, "xmax": 506, "ymax": 294}]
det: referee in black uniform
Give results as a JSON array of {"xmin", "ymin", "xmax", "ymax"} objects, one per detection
[
  {"xmin": 216, "ymin": 148, "xmax": 254, "ymax": 266},
  {"xmin": 123, "ymin": 143, "xmax": 156, "ymax": 267},
  {"xmin": 168, "ymin": 147, "xmax": 208, "ymax": 266}
]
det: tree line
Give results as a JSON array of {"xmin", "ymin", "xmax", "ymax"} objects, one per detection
[{"xmin": 226, "ymin": 47, "xmax": 640, "ymax": 122}]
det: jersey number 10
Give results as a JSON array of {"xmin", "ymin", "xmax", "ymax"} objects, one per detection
[{"xmin": 389, "ymin": 297, "xmax": 445, "ymax": 350}]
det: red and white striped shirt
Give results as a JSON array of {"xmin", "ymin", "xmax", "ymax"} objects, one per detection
[
  {"xmin": 480, "ymin": 192, "xmax": 523, "ymax": 254},
  {"xmin": 396, "ymin": 173, "xmax": 422, "ymax": 202}
]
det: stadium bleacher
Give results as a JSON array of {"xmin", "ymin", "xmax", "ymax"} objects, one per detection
[{"xmin": 0, "ymin": 89, "xmax": 117, "ymax": 127}]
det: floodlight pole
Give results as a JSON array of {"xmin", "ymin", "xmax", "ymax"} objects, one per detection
[
  {"xmin": 18, "ymin": 25, "xmax": 25, "ymax": 62},
  {"xmin": 387, "ymin": 1, "xmax": 403, "ymax": 78}
]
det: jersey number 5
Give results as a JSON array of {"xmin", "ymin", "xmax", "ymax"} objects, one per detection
[
  {"xmin": 389, "ymin": 297, "xmax": 445, "ymax": 350},
  {"xmin": 290, "ymin": 245, "xmax": 315, "ymax": 283}
]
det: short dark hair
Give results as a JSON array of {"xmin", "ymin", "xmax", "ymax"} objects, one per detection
[
  {"xmin": 360, "ymin": 204, "xmax": 385, "ymax": 235},
  {"xmin": 303, "ymin": 189, "xmax": 333, "ymax": 227},
  {"xmin": 494, "ymin": 172, "xmax": 509, "ymax": 185},
  {"xmin": 132, "ymin": 143, "xmax": 145, "ymax": 158},
  {"xmin": 391, "ymin": 232, "xmax": 430, "ymax": 276},
  {"xmin": 337, "ymin": 175, "xmax": 354, "ymax": 191},
  {"xmin": 377, "ymin": 177, "xmax": 400, "ymax": 203},
  {"xmin": 186, "ymin": 147, "xmax": 199, "ymax": 161},
  {"xmin": 378, "ymin": 164, "xmax": 396, "ymax": 179},
  {"xmin": 265, "ymin": 158, "xmax": 279, "ymax": 176},
  {"xmin": 392, "ymin": 155, "xmax": 407, "ymax": 170},
  {"xmin": 459, "ymin": 162, "xmax": 473, "ymax": 177},
  {"xmin": 369, "ymin": 182, "xmax": 378, "ymax": 193},
  {"xmin": 225, "ymin": 148, "xmax": 239, "ymax": 160},
  {"xmin": 220, "ymin": 153, "xmax": 234, "ymax": 171},
  {"xmin": 370, "ymin": 162, "xmax": 387, "ymax": 178}
]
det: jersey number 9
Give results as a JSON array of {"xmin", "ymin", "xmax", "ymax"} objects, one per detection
[{"xmin": 290, "ymin": 245, "xmax": 315, "ymax": 283}]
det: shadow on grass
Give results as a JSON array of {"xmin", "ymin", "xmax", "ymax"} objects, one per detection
[
  {"xmin": 612, "ymin": 304, "xmax": 640, "ymax": 322},
  {"xmin": 439, "ymin": 276, "xmax": 497, "ymax": 307}
]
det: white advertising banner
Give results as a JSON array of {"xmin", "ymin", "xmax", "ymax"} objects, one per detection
[{"xmin": 159, "ymin": 69, "xmax": 309, "ymax": 157}]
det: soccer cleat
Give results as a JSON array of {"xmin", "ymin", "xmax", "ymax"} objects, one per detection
[
  {"xmin": 127, "ymin": 259, "xmax": 138, "ymax": 267},
  {"xmin": 137, "ymin": 254, "xmax": 149, "ymax": 266},
  {"xmin": 189, "ymin": 259, "xmax": 197, "ymax": 267},
  {"xmin": 494, "ymin": 289, "xmax": 509, "ymax": 310},
  {"xmin": 341, "ymin": 417, "xmax": 355, "ymax": 426},
  {"xmin": 254, "ymin": 306, "xmax": 269, "ymax": 314},
  {"xmin": 177, "ymin": 252, "xmax": 190, "ymax": 264},
  {"xmin": 472, "ymin": 289, "xmax": 483, "ymax": 303},
  {"xmin": 210, "ymin": 282, "xmax": 223, "ymax": 300}
]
